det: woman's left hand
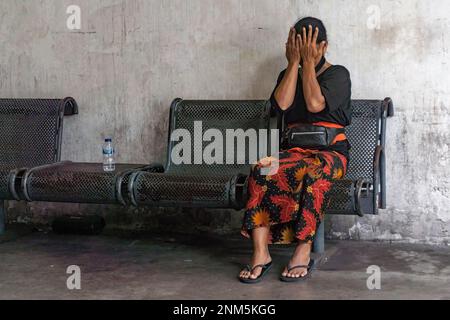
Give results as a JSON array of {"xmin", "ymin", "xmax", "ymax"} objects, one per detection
[
  {"xmin": 299, "ymin": 25, "xmax": 326, "ymax": 67},
  {"xmin": 256, "ymin": 156, "xmax": 278, "ymax": 167}
]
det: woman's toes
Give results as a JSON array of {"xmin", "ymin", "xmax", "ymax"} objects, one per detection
[{"xmin": 286, "ymin": 269, "xmax": 305, "ymax": 278}]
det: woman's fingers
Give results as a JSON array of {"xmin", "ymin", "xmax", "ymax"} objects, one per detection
[
  {"xmin": 318, "ymin": 41, "xmax": 326, "ymax": 55},
  {"xmin": 259, "ymin": 157, "xmax": 272, "ymax": 167},
  {"xmin": 287, "ymin": 27, "xmax": 293, "ymax": 42},
  {"xmin": 312, "ymin": 27, "xmax": 319, "ymax": 47},
  {"xmin": 307, "ymin": 25, "xmax": 313, "ymax": 46},
  {"xmin": 296, "ymin": 34, "xmax": 302, "ymax": 51},
  {"xmin": 302, "ymin": 27, "xmax": 307, "ymax": 45},
  {"xmin": 291, "ymin": 27, "xmax": 297, "ymax": 45},
  {"xmin": 259, "ymin": 156, "xmax": 279, "ymax": 167},
  {"xmin": 286, "ymin": 28, "xmax": 293, "ymax": 51},
  {"xmin": 293, "ymin": 32, "xmax": 299, "ymax": 51},
  {"xmin": 286, "ymin": 28, "xmax": 295, "ymax": 56}
]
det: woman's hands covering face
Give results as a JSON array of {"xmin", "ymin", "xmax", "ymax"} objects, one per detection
[
  {"xmin": 285, "ymin": 25, "xmax": 326, "ymax": 66},
  {"xmin": 298, "ymin": 25, "xmax": 326, "ymax": 66}
]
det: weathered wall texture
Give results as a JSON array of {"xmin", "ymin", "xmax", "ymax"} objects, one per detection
[{"xmin": 1, "ymin": 0, "xmax": 449, "ymax": 244}]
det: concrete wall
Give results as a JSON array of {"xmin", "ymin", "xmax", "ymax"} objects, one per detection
[{"xmin": 1, "ymin": 0, "xmax": 449, "ymax": 245}]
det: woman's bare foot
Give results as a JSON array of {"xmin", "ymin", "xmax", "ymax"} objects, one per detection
[
  {"xmin": 239, "ymin": 249, "xmax": 272, "ymax": 280},
  {"xmin": 239, "ymin": 227, "xmax": 272, "ymax": 280},
  {"xmin": 281, "ymin": 242, "xmax": 312, "ymax": 278}
]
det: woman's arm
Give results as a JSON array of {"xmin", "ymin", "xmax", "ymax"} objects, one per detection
[
  {"xmin": 273, "ymin": 28, "xmax": 301, "ymax": 111},
  {"xmin": 273, "ymin": 64, "xmax": 298, "ymax": 110},
  {"xmin": 302, "ymin": 61, "xmax": 325, "ymax": 113},
  {"xmin": 300, "ymin": 25, "xmax": 327, "ymax": 113}
]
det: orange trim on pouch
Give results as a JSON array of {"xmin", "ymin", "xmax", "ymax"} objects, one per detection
[{"xmin": 332, "ymin": 133, "xmax": 347, "ymax": 144}]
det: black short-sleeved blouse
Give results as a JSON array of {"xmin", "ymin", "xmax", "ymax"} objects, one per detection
[{"xmin": 270, "ymin": 65, "xmax": 352, "ymax": 159}]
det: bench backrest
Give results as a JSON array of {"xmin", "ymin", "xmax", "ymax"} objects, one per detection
[
  {"xmin": 165, "ymin": 99, "xmax": 272, "ymax": 176},
  {"xmin": 165, "ymin": 98, "xmax": 388, "ymax": 185},
  {"xmin": 0, "ymin": 97, "xmax": 77, "ymax": 168},
  {"xmin": 346, "ymin": 99, "xmax": 385, "ymax": 182}
]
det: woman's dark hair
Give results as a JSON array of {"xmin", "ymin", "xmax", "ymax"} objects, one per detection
[{"xmin": 294, "ymin": 17, "xmax": 327, "ymax": 43}]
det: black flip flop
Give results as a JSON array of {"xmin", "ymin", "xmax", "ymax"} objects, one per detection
[
  {"xmin": 238, "ymin": 261, "xmax": 273, "ymax": 284},
  {"xmin": 279, "ymin": 259, "xmax": 315, "ymax": 282}
]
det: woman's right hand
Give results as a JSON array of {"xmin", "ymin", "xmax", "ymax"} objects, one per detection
[
  {"xmin": 274, "ymin": 28, "xmax": 301, "ymax": 111},
  {"xmin": 285, "ymin": 27, "xmax": 301, "ymax": 66}
]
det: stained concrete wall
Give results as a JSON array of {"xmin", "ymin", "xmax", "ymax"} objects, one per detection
[{"xmin": 1, "ymin": 0, "xmax": 449, "ymax": 245}]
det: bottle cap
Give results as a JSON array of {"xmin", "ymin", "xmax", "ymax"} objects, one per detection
[{"xmin": 105, "ymin": 138, "xmax": 112, "ymax": 142}]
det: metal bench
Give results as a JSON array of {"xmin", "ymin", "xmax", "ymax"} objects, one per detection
[
  {"xmin": 0, "ymin": 97, "xmax": 78, "ymax": 235},
  {"xmin": 128, "ymin": 98, "xmax": 393, "ymax": 252},
  {"xmin": 1, "ymin": 96, "xmax": 393, "ymax": 254}
]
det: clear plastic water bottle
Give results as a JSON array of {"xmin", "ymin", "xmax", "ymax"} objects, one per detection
[{"xmin": 102, "ymin": 138, "xmax": 115, "ymax": 172}]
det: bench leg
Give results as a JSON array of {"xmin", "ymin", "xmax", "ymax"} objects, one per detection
[
  {"xmin": 0, "ymin": 200, "xmax": 5, "ymax": 235},
  {"xmin": 312, "ymin": 221, "xmax": 324, "ymax": 254}
]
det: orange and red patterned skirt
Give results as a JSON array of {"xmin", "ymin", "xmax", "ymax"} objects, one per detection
[{"xmin": 241, "ymin": 147, "xmax": 348, "ymax": 244}]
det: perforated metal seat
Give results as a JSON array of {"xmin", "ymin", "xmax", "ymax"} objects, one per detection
[
  {"xmin": 129, "ymin": 99, "xmax": 272, "ymax": 208},
  {"xmin": 131, "ymin": 172, "xmax": 247, "ymax": 209},
  {"xmin": 21, "ymin": 162, "xmax": 162, "ymax": 205}
]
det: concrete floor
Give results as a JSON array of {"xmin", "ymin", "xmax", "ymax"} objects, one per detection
[{"xmin": 0, "ymin": 226, "xmax": 449, "ymax": 300}]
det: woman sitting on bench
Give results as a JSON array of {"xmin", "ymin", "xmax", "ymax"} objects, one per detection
[{"xmin": 239, "ymin": 17, "xmax": 351, "ymax": 283}]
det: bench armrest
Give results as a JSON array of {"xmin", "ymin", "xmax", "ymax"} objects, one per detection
[
  {"xmin": 127, "ymin": 164, "xmax": 166, "ymax": 206},
  {"xmin": 62, "ymin": 97, "xmax": 79, "ymax": 116},
  {"xmin": 117, "ymin": 163, "xmax": 165, "ymax": 205},
  {"xmin": 378, "ymin": 97, "xmax": 394, "ymax": 210},
  {"xmin": 383, "ymin": 97, "xmax": 394, "ymax": 118}
]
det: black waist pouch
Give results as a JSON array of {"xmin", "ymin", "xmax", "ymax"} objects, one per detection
[{"xmin": 282, "ymin": 123, "xmax": 345, "ymax": 149}]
